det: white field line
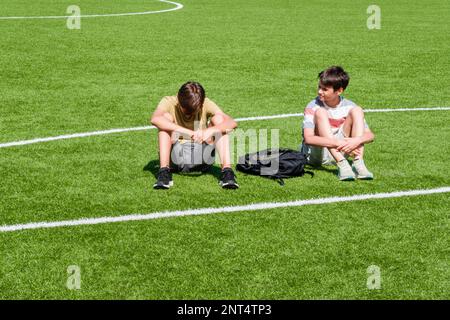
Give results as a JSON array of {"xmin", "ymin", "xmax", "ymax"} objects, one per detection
[
  {"xmin": 1, "ymin": 187, "xmax": 449, "ymax": 233},
  {"xmin": 0, "ymin": 0, "xmax": 183, "ymax": 20},
  {"xmin": 1, "ymin": 107, "xmax": 449, "ymax": 149},
  {"xmin": 0, "ymin": 126, "xmax": 153, "ymax": 148}
]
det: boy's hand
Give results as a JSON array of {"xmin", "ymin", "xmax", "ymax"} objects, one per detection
[
  {"xmin": 192, "ymin": 130, "xmax": 203, "ymax": 143},
  {"xmin": 351, "ymin": 147, "xmax": 363, "ymax": 158},
  {"xmin": 201, "ymin": 127, "xmax": 216, "ymax": 144},
  {"xmin": 335, "ymin": 139, "xmax": 347, "ymax": 149},
  {"xmin": 173, "ymin": 128, "xmax": 195, "ymax": 142},
  {"xmin": 192, "ymin": 128, "xmax": 216, "ymax": 143},
  {"xmin": 337, "ymin": 137, "xmax": 363, "ymax": 154}
]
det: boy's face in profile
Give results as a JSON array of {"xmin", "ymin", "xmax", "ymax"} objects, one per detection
[{"xmin": 318, "ymin": 83, "xmax": 344, "ymax": 107}]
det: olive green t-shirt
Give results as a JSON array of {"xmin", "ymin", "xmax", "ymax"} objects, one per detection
[{"xmin": 157, "ymin": 96, "xmax": 222, "ymax": 131}]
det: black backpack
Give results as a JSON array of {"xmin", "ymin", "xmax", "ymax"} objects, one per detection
[{"xmin": 236, "ymin": 148, "xmax": 313, "ymax": 185}]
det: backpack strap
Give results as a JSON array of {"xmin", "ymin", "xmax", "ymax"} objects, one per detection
[
  {"xmin": 304, "ymin": 170, "xmax": 314, "ymax": 178},
  {"xmin": 269, "ymin": 175, "xmax": 285, "ymax": 186}
]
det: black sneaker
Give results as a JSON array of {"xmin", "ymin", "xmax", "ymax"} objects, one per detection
[
  {"xmin": 153, "ymin": 167, "xmax": 173, "ymax": 189},
  {"xmin": 219, "ymin": 168, "xmax": 239, "ymax": 189}
]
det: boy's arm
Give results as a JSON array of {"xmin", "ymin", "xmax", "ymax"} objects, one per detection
[
  {"xmin": 204, "ymin": 99, "xmax": 237, "ymax": 134},
  {"xmin": 303, "ymin": 128, "xmax": 343, "ymax": 148},
  {"xmin": 208, "ymin": 112, "xmax": 238, "ymax": 134},
  {"xmin": 194, "ymin": 112, "xmax": 237, "ymax": 143},
  {"xmin": 358, "ymin": 128, "xmax": 375, "ymax": 144},
  {"xmin": 150, "ymin": 106, "xmax": 194, "ymax": 137},
  {"xmin": 336, "ymin": 128, "xmax": 375, "ymax": 154}
]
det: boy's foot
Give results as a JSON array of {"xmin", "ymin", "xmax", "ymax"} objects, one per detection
[
  {"xmin": 352, "ymin": 159, "xmax": 374, "ymax": 180},
  {"xmin": 219, "ymin": 168, "xmax": 239, "ymax": 189},
  {"xmin": 337, "ymin": 159, "xmax": 356, "ymax": 181},
  {"xmin": 153, "ymin": 167, "xmax": 173, "ymax": 189}
]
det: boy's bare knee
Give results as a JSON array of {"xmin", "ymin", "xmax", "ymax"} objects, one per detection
[
  {"xmin": 210, "ymin": 114, "xmax": 225, "ymax": 126},
  {"xmin": 314, "ymin": 108, "xmax": 328, "ymax": 124},
  {"xmin": 349, "ymin": 106, "xmax": 364, "ymax": 117},
  {"xmin": 315, "ymin": 108, "xmax": 327, "ymax": 117}
]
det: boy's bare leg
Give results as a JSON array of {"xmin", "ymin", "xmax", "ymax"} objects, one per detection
[
  {"xmin": 314, "ymin": 108, "xmax": 345, "ymax": 162},
  {"xmin": 208, "ymin": 114, "xmax": 239, "ymax": 189},
  {"xmin": 157, "ymin": 112, "xmax": 175, "ymax": 168},
  {"xmin": 153, "ymin": 112, "xmax": 176, "ymax": 189},
  {"xmin": 315, "ymin": 108, "xmax": 356, "ymax": 180},
  {"xmin": 343, "ymin": 106, "xmax": 365, "ymax": 159},
  {"xmin": 210, "ymin": 114, "xmax": 231, "ymax": 169},
  {"xmin": 342, "ymin": 107, "xmax": 373, "ymax": 179}
]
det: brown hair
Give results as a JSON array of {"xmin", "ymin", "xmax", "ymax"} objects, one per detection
[
  {"xmin": 318, "ymin": 66, "xmax": 350, "ymax": 91},
  {"xmin": 177, "ymin": 81, "xmax": 205, "ymax": 115}
]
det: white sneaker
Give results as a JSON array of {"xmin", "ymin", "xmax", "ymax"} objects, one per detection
[
  {"xmin": 337, "ymin": 159, "xmax": 356, "ymax": 181},
  {"xmin": 352, "ymin": 159, "xmax": 374, "ymax": 180}
]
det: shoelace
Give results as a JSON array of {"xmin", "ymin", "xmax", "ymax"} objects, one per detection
[
  {"xmin": 158, "ymin": 169, "xmax": 171, "ymax": 181},
  {"xmin": 222, "ymin": 169, "xmax": 235, "ymax": 182}
]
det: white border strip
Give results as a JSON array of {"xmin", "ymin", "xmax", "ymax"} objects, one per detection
[
  {"xmin": 1, "ymin": 106, "xmax": 449, "ymax": 149},
  {"xmin": 0, "ymin": 0, "xmax": 183, "ymax": 20},
  {"xmin": 1, "ymin": 187, "xmax": 449, "ymax": 233}
]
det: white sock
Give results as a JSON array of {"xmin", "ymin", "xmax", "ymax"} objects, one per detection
[{"xmin": 337, "ymin": 159, "xmax": 349, "ymax": 168}]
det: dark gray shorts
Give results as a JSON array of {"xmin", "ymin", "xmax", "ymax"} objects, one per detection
[{"xmin": 170, "ymin": 141, "xmax": 216, "ymax": 173}]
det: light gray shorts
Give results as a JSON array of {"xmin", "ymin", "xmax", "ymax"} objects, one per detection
[
  {"xmin": 170, "ymin": 141, "xmax": 216, "ymax": 173},
  {"xmin": 301, "ymin": 126, "xmax": 347, "ymax": 166}
]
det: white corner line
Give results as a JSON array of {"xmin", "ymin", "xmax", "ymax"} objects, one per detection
[
  {"xmin": 1, "ymin": 106, "xmax": 449, "ymax": 149},
  {"xmin": 0, "ymin": 0, "xmax": 183, "ymax": 20},
  {"xmin": 1, "ymin": 187, "xmax": 449, "ymax": 233}
]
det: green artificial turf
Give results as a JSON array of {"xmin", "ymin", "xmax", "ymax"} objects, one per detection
[{"xmin": 0, "ymin": 0, "xmax": 449, "ymax": 299}]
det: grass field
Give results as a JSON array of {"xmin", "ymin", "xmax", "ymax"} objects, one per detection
[{"xmin": 0, "ymin": 0, "xmax": 449, "ymax": 300}]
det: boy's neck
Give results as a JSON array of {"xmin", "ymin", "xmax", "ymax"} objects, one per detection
[{"xmin": 324, "ymin": 96, "xmax": 341, "ymax": 108}]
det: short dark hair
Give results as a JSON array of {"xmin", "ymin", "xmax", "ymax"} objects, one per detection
[
  {"xmin": 177, "ymin": 81, "xmax": 205, "ymax": 115},
  {"xmin": 318, "ymin": 66, "xmax": 350, "ymax": 91}
]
